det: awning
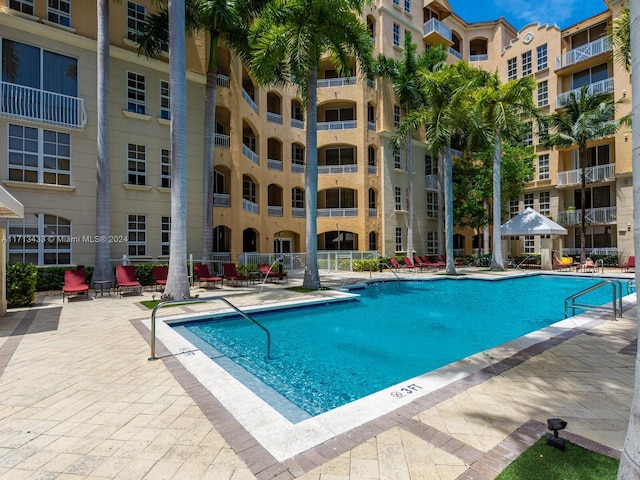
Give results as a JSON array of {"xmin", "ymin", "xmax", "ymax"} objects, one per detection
[
  {"xmin": 0, "ymin": 186, "xmax": 23, "ymax": 218},
  {"xmin": 500, "ymin": 207, "xmax": 567, "ymax": 236}
]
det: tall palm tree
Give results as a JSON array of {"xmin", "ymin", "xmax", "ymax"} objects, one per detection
[
  {"xmin": 543, "ymin": 87, "xmax": 629, "ymax": 263},
  {"xmin": 471, "ymin": 73, "xmax": 536, "ymax": 270},
  {"xmin": 247, "ymin": 0, "xmax": 373, "ymax": 289},
  {"xmin": 609, "ymin": 6, "xmax": 631, "ymax": 72},
  {"xmin": 375, "ymin": 33, "xmax": 446, "ymax": 258}
]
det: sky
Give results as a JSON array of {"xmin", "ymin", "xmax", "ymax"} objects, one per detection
[{"xmin": 447, "ymin": 0, "xmax": 609, "ymax": 31}]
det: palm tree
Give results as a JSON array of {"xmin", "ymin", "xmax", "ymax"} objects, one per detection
[
  {"xmin": 543, "ymin": 86, "xmax": 629, "ymax": 263},
  {"xmin": 247, "ymin": 0, "xmax": 373, "ymax": 289},
  {"xmin": 471, "ymin": 73, "xmax": 536, "ymax": 270},
  {"xmin": 609, "ymin": 6, "xmax": 630, "ymax": 72},
  {"xmin": 375, "ymin": 33, "xmax": 446, "ymax": 258}
]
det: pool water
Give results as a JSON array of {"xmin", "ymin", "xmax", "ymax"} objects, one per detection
[{"xmin": 173, "ymin": 275, "xmax": 619, "ymax": 416}]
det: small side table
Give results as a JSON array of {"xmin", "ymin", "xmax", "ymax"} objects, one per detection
[{"xmin": 93, "ymin": 280, "xmax": 112, "ymax": 297}]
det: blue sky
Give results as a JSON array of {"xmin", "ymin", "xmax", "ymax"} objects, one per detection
[{"xmin": 448, "ymin": 0, "xmax": 609, "ymax": 31}]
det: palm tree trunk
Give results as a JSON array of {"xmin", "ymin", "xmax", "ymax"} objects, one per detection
[
  {"xmin": 163, "ymin": 0, "xmax": 190, "ymax": 300},
  {"xmin": 579, "ymin": 146, "xmax": 588, "ymax": 263},
  {"xmin": 490, "ymin": 131, "xmax": 504, "ymax": 270},
  {"xmin": 405, "ymin": 135, "xmax": 414, "ymax": 258},
  {"xmin": 483, "ymin": 202, "xmax": 490, "ymax": 254},
  {"xmin": 437, "ymin": 152, "xmax": 444, "ymax": 256},
  {"xmin": 93, "ymin": 0, "xmax": 113, "ymax": 285},
  {"xmin": 618, "ymin": 1, "xmax": 640, "ymax": 477},
  {"xmin": 303, "ymin": 67, "xmax": 321, "ymax": 289},
  {"xmin": 444, "ymin": 146, "xmax": 456, "ymax": 274}
]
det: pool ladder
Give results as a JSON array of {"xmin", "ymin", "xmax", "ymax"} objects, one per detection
[
  {"xmin": 564, "ymin": 279, "xmax": 624, "ymax": 321},
  {"xmin": 149, "ymin": 295, "xmax": 272, "ymax": 361}
]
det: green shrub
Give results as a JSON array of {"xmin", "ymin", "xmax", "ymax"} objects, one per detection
[
  {"xmin": 353, "ymin": 259, "xmax": 382, "ymax": 272},
  {"xmin": 7, "ymin": 263, "xmax": 38, "ymax": 308},
  {"xmin": 35, "ymin": 266, "xmax": 94, "ymax": 292},
  {"xmin": 133, "ymin": 264, "xmax": 154, "ymax": 286}
]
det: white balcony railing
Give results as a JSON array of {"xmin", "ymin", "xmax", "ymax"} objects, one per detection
[
  {"xmin": 292, "ymin": 163, "xmax": 305, "ymax": 174},
  {"xmin": 424, "ymin": 175, "xmax": 439, "ymax": 191},
  {"xmin": 267, "ymin": 158, "xmax": 283, "ymax": 170},
  {"xmin": 557, "ymin": 163, "xmax": 616, "ymax": 187},
  {"xmin": 317, "ymin": 76, "xmax": 357, "ymax": 88},
  {"xmin": 291, "ymin": 118, "xmax": 304, "ymax": 129},
  {"xmin": 292, "ymin": 207, "xmax": 305, "ymax": 218},
  {"xmin": 242, "ymin": 144, "xmax": 259, "ymax": 164},
  {"xmin": 317, "ymin": 208, "xmax": 358, "ymax": 218},
  {"xmin": 213, "ymin": 193, "xmax": 230, "ymax": 207},
  {"xmin": 422, "ymin": 18, "xmax": 452, "ymax": 42},
  {"xmin": 318, "ymin": 164, "xmax": 357, "ymax": 175},
  {"xmin": 557, "ymin": 206, "xmax": 617, "ymax": 225},
  {"xmin": 449, "ymin": 47, "xmax": 462, "ymax": 59},
  {"xmin": 555, "ymin": 36, "xmax": 612, "ymax": 70},
  {"xmin": 242, "ymin": 198, "xmax": 259, "ymax": 214},
  {"xmin": 242, "ymin": 89, "xmax": 258, "ymax": 113},
  {"xmin": 368, "ymin": 208, "xmax": 377, "ymax": 217},
  {"xmin": 368, "ymin": 165, "xmax": 377, "ymax": 175},
  {"xmin": 318, "ymin": 120, "xmax": 356, "ymax": 130},
  {"xmin": 214, "ymin": 133, "xmax": 230, "ymax": 148},
  {"xmin": 268, "ymin": 206, "xmax": 283, "ymax": 216},
  {"xmin": 367, "ymin": 121, "xmax": 376, "ymax": 131},
  {"xmin": 1, "ymin": 81, "xmax": 87, "ymax": 129},
  {"xmin": 267, "ymin": 112, "xmax": 282, "ymax": 124},
  {"xmin": 470, "ymin": 54, "xmax": 488, "ymax": 62},
  {"xmin": 216, "ymin": 74, "xmax": 230, "ymax": 88},
  {"xmin": 556, "ymin": 78, "xmax": 614, "ymax": 108}
]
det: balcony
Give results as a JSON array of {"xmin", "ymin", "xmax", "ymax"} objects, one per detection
[
  {"xmin": 556, "ymin": 78, "xmax": 614, "ymax": 108},
  {"xmin": 267, "ymin": 158, "xmax": 283, "ymax": 171},
  {"xmin": 1, "ymin": 82, "xmax": 87, "ymax": 130},
  {"xmin": 368, "ymin": 165, "xmax": 377, "ymax": 175},
  {"xmin": 424, "ymin": 175, "xmax": 438, "ymax": 191},
  {"xmin": 268, "ymin": 206, "xmax": 283, "ymax": 216},
  {"xmin": 368, "ymin": 208, "xmax": 377, "ymax": 217},
  {"xmin": 213, "ymin": 193, "xmax": 230, "ymax": 207},
  {"xmin": 470, "ymin": 54, "xmax": 488, "ymax": 62},
  {"xmin": 267, "ymin": 112, "xmax": 282, "ymax": 124},
  {"xmin": 317, "ymin": 76, "xmax": 356, "ymax": 88},
  {"xmin": 292, "ymin": 163, "xmax": 305, "ymax": 174},
  {"xmin": 318, "ymin": 164, "xmax": 357, "ymax": 174},
  {"xmin": 214, "ymin": 133, "xmax": 230, "ymax": 148},
  {"xmin": 367, "ymin": 121, "xmax": 376, "ymax": 131},
  {"xmin": 216, "ymin": 74, "xmax": 230, "ymax": 88},
  {"xmin": 555, "ymin": 37, "xmax": 611, "ymax": 70},
  {"xmin": 291, "ymin": 118, "xmax": 304, "ymax": 129},
  {"xmin": 242, "ymin": 144, "xmax": 259, "ymax": 164},
  {"xmin": 422, "ymin": 18, "xmax": 452, "ymax": 46},
  {"xmin": 557, "ymin": 163, "xmax": 616, "ymax": 187},
  {"xmin": 449, "ymin": 47, "xmax": 462, "ymax": 59},
  {"xmin": 292, "ymin": 207, "xmax": 305, "ymax": 218},
  {"xmin": 242, "ymin": 198, "xmax": 259, "ymax": 214},
  {"xmin": 318, "ymin": 120, "xmax": 356, "ymax": 131},
  {"xmin": 317, "ymin": 208, "xmax": 358, "ymax": 218},
  {"xmin": 557, "ymin": 206, "xmax": 617, "ymax": 225},
  {"xmin": 242, "ymin": 89, "xmax": 258, "ymax": 113}
]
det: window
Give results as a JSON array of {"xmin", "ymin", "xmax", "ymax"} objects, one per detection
[
  {"xmin": 127, "ymin": 214, "xmax": 146, "ymax": 256},
  {"xmin": 160, "ymin": 148, "xmax": 171, "ymax": 188},
  {"xmin": 538, "ymin": 154, "xmax": 550, "ymax": 180},
  {"xmin": 524, "ymin": 193, "xmax": 534, "ymax": 209},
  {"xmin": 426, "ymin": 231, "xmax": 437, "ymax": 255},
  {"xmin": 521, "ymin": 51, "xmax": 532, "ymax": 76},
  {"xmin": 537, "ymin": 120, "xmax": 549, "ymax": 144},
  {"xmin": 292, "ymin": 187, "xmax": 304, "ymax": 209},
  {"xmin": 126, "ymin": 1, "xmax": 146, "ymax": 42},
  {"xmin": 536, "ymin": 44, "xmax": 548, "ymax": 70},
  {"xmin": 539, "ymin": 191, "xmax": 550, "ymax": 216},
  {"xmin": 522, "ymin": 122, "xmax": 533, "ymax": 147},
  {"xmin": 127, "ymin": 72, "xmax": 146, "ymax": 114},
  {"xmin": 368, "ymin": 146, "xmax": 376, "ymax": 166},
  {"xmin": 572, "ymin": 63, "xmax": 608, "ymax": 89},
  {"xmin": 161, "ymin": 216, "xmax": 170, "ymax": 256},
  {"xmin": 395, "ymin": 186, "xmax": 402, "ymax": 210},
  {"xmin": 160, "ymin": 80, "xmax": 170, "ymax": 120},
  {"xmin": 8, "ymin": 0, "xmax": 33, "ymax": 15},
  {"xmin": 324, "ymin": 147, "xmax": 354, "ymax": 165},
  {"xmin": 127, "ymin": 144, "xmax": 146, "ymax": 185},
  {"xmin": 524, "ymin": 235, "xmax": 535, "ymax": 253},
  {"xmin": 213, "ymin": 226, "xmax": 230, "ymax": 252},
  {"xmin": 425, "ymin": 154, "xmax": 437, "ymax": 175},
  {"xmin": 393, "ymin": 104, "xmax": 401, "ymax": 128},
  {"xmin": 292, "ymin": 144, "xmax": 304, "ymax": 165},
  {"xmin": 404, "ymin": 0, "xmax": 410, "ymax": 13},
  {"xmin": 369, "ymin": 231, "xmax": 377, "ymax": 251},
  {"xmin": 393, "ymin": 149, "xmax": 402, "ymax": 169},
  {"xmin": 8, "ymin": 124, "xmax": 71, "ymax": 185},
  {"xmin": 507, "ymin": 57, "xmax": 517, "ymax": 80},
  {"xmin": 393, "ymin": 0, "xmax": 399, "ymax": 6},
  {"xmin": 537, "ymin": 80, "xmax": 548, "ymax": 107},
  {"xmin": 243, "ymin": 176, "xmax": 257, "ymax": 203},
  {"xmin": 395, "ymin": 227, "xmax": 403, "ymax": 252},
  {"xmin": 393, "ymin": 23, "xmax": 400, "ymax": 47},
  {"xmin": 8, "ymin": 213, "xmax": 71, "ymax": 265},
  {"xmin": 426, "ymin": 191, "xmax": 438, "ymax": 217},
  {"xmin": 47, "ymin": 0, "xmax": 71, "ymax": 27},
  {"xmin": 510, "ymin": 199, "xmax": 519, "ymax": 218}
]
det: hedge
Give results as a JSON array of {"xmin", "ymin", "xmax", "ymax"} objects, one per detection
[{"xmin": 7, "ymin": 263, "xmax": 38, "ymax": 308}]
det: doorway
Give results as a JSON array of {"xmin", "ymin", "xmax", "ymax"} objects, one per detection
[{"xmin": 274, "ymin": 238, "xmax": 293, "ymax": 270}]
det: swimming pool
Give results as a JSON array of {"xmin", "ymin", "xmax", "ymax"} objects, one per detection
[{"xmin": 171, "ymin": 275, "xmax": 622, "ymax": 418}]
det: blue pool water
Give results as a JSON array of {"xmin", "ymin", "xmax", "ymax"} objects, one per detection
[{"xmin": 173, "ymin": 275, "xmax": 620, "ymax": 416}]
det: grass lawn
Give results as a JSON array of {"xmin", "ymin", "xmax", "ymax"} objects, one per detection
[
  {"xmin": 140, "ymin": 298, "xmax": 204, "ymax": 309},
  {"xmin": 497, "ymin": 437, "xmax": 619, "ymax": 480}
]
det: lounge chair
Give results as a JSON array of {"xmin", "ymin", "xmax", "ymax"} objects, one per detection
[
  {"xmin": 437, "ymin": 254, "xmax": 464, "ymax": 266},
  {"xmin": 389, "ymin": 258, "xmax": 409, "ymax": 271},
  {"xmin": 193, "ymin": 264, "xmax": 223, "ymax": 288},
  {"xmin": 401, "ymin": 257, "xmax": 417, "ymax": 269},
  {"xmin": 258, "ymin": 263, "xmax": 288, "ymax": 283},
  {"xmin": 152, "ymin": 265, "xmax": 168, "ymax": 291},
  {"xmin": 422, "ymin": 256, "xmax": 445, "ymax": 268},
  {"xmin": 621, "ymin": 256, "xmax": 635, "ymax": 272},
  {"xmin": 413, "ymin": 256, "xmax": 433, "ymax": 271},
  {"xmin": 223, "ymin": 263, "xmax": 249, "ymax": 286},
  {"xmin": 115, "ymin": 265, "xmax": 142, "ymax": 296},
  {"xmin": 62, "ymin": 269, "xmax": 90, "ymax": 302},
  {"xmin": 553, "ymin": 256, "xmax": 574, "ymax": 271}
]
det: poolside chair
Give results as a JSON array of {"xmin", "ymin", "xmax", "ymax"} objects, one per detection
[
  {"xmin": 62, "ymin": 269, "xmax": 90, "ymax": 302},
  {"xmin": 413, "ymin": 256, "xmax": 431, "ymax": 271},
  {"xmin": 388, "ymin": 258, "xmax": 403, "ymax": 271},
  {"xmin": 223, "ymin": 263, "xmax": 249, "ymax": 287},
  {"xmin": 553, "ymin": 256, "xmax": 574, "ymax": 271},
  {"xmin": 422, "ymin": 256, "xmax": 445, "ymax": 268},
  {"xmin": 258, "ymin": 263, "xmax": 288, "ymax": 283},
  {"xmin": 437, "ymin": 254, "xmax": 464, "ymax": 266},
  {"xmin": 115, "ymin": 265, "xmax": 142, "ymax": 296},
  {"xmin": 621, "ymin": 256, "xmax": 635, "ymax": 272},
  {"xmin": 193, "ymin": 264, "xmax": 223, "ymax": 288},
  {"xmin": 401, "ymin": 257, "xmax": 417, "ymax": 269},
  {"xmin": 152, "ymin": 265, "xmax": 168, "ymax": 291}
]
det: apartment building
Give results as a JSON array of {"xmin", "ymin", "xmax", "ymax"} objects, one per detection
[{"xmin": 0, "ymin": 0, "xmax": 631, "ymax": 269}]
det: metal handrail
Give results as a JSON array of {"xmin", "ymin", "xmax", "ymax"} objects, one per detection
[
  {"xmin": 515, "ymin": 255, "xmax": 537, "ymax": 269},
  {"xmin": 149, "ymin": 295, "xmax": 271, "ymax": 360},
  {"xmin": 564, "ymin": 279, "xmax": 623, "ymax": 321}
]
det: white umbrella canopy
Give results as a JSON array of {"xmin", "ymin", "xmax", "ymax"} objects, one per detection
[{"xmin": 500, "ymin": 207, "xmax": 567, "ymax": 236}]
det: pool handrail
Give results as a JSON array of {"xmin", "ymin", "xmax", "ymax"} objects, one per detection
[
  {"xmin": 149, "ymin": 295, "xmax": 271, "ymax": 361},
  {"xmin": 564, "ymin": 279, "xmax": 623, "ymax": 321}
]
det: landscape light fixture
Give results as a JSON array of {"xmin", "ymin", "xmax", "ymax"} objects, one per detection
[{"xmin": 546, "ymin": 418, "xmax": 568, "ymax": 451}]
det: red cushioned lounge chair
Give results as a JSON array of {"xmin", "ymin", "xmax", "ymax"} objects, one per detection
[
  {"xmin": 621, "ymin": 256, "xmax": 635, "ymax": 272},
  {"xmin": 116, "ymin": 265, "xmax": 142, "ymax": 296},
  {"xmin": 223, "ymin": 263, "xmax": 249, "ymax": 287},
  {"xmin": 152, "ymin": 265, "xmax": 168, "ymax": 291},
  {"xmin": 62, "ymin": 269, "xmax": 90, "ymax": 302},
  {"xmin": 194, "ymin": 264, "xmax": 223, "ymax": 288},
  {"xmin": 259, "ymin": 263, "xmax": 287, "ymax": 283}
]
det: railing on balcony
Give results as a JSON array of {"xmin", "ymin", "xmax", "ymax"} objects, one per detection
[
  {"xmin": 422, "ymin": 18, "xmax": 452, "ymax": 42},
  {"xmin": 563, "ymin": 247, "xmax": 618, "ymax": 257},
  {"xmin": 291, "ymin": 163, "xmax": 305, "ymax": 174},
  {"xmin": 318, "ymin": 120, "xmax": 357, "ymax": 130},
  {"xmin": 242, "ymin": 89, "xmax": 258, "ymax": 113},
  {"xmin": 291, "ymin": 118, "xmax": 304, "ymax": 129},
  {"xmin": 368, "ymin": 208, "xmax": 377, "ymax": 217},
  {"xmin": 317, "ymin": 208, "xmax": 358, "ymax": 218},
  {"xmin": 318, "ymin": 164, "xmax": 357, "ymax": 175},
  {"xmin": 213, "ymin": 193, "xmax": 230, "ymax": 207},
  {"xmin": 556, "ymin": 78, "xmax": 614, "ymax": 108},
  {"xmin": 368, "ymin": 165, "xmax": 377, "ymax": 175},
  {"xmin": 216, "ymin": 74, "xmax": 230, "ymax": 88},
  {"xmin": 242, "ymin": 198, "xmax": 259, "ymax": 214},
  {"xmin": 555, "ymin": 37, "xmax": 612, "ymax": 70},
  {"xmin": 242, "ymin": 144, "xmax": 259, "ymax": 164},
  {"xmin": 267, "ymin": 112, "xmax": 282, "ymax": 124},
  {"xmin": 267, "ymin": 158, "xmax": 283, "ymax": 171},
  {"xmin": 557, "ymin": 206, "xmax": 617, "ymax": 225},
  {"xmin": 268, "ymin": 206, "xmax": 283, "ymax": 217},
  {"xmin": 1, "ymin": 81, "xmax": 87, "ymax": 129},
  {"xmin": 557, "ymin": 163, "xmax": 616, "ymax": 187},
  {"xmin": 292, "ymin": 207, "xmax": 305, "ymax": 218},
  {"xmin": 214, "ymin": 133, "xmax": 230, "ymax": 148},
  {"xmin": 449, "ymin": 47, "xmax": 462, "ymax": 59},
  {"xmin": 317, "ymin": 76, "xmax": 357, "ymax": 88},
  {"xmin": 367, "ymin": 121, "xmax": 376, "ymax": 131},
  {"xmin": 424, "ymin": 175, "xmax": 439, "ymax": 191},
  {"xmin": 470, "ymin": 54, "xmax": 488, "ymax": 62}
]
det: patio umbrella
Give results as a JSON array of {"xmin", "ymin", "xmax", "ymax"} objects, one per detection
[{"xmin": 500, "ymin": 207, "xmax": 567, "ymax": 236}]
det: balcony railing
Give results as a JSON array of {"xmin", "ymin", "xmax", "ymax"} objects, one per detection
[
  {"xmin": 556, "ymin": 78, "xmax": 614, "ymax": 108},
  {"xmin": 317, "ymin": 76, "xmax": 356, "ymax": 88},
  {"xmin": 216, "ymin": 74, "xmax": 230, "ymax": 88},
  {"xmin": 214, "ymin": 133, "xmax": 230, "ymax": 148},
  {"xmin": 1, "ymin": 81, "xmax": 87, "ymax": 129},
  {"xmin": 292, "ymin": 207, "xmax": 305, "ymax": 218},
  {"xmin": 368, "ymin": 165, "xmax": 377, "ymax": 175},
  {"xmin": 422, "ymin": 18, "xmax": 452, "ymax": 42},
  {"xmin": 317, "ymin": 208, "xmax": 358, "ymax": 218},
  {"xmin": 291, "ymin": 118, "xmax": 304, "ymax": 129},
  {"xmin": 242, "ymin": 144, "xmax": 259, "ymax": 164},
  {"xmin": 367, "ymin": 121, "xmax": 376, "ymax": 131},
  {"xmin": 557, "ymin": 163, "xmax": 616, "ymax": 187},
  {"xmin": 268, "ymin": 206, "xmax": 283, "ymax": 216},
  {"xmin": 242, "ymin": 89, "xmax": 258, "ymax": 113},
  {"xmin": 213, "ymin": 193, "xmax": 230, "ymax": 207},
  {"xmin": 267, "ymin": 112, "xmax": 282, "ymax": 124},
  {"xmin": 242, "ymin": 198, "xmax": 259, "ymax": 214},
  {"xmin": 449, "ymin": 47, "xmax": 462, "ymax": 59},
  {"xmin": 470, "ymin": 54, "xmax": 488, "ymax": 62},
  {"xmin": 555, "ymin": 36, "xmax": 612, "ymax": 70},
  {"xmin": 424, "ymin": 175, "xmax": 439, "ymax": 191},
  {"xmin": 557, "ymin": 206, "xmax": 617, "ymax": 225},
  {"xmin": 318, "ymin": 164, "xmax": 357, "ymax": 174},
  {"xmin": 292, "ymin": 163, "xmax": 305, "ymax": 174},
  {"xmin": 267, "ymin": 158, "xmax": 283, "ymax": 170},
  {"xmin": 318, "ymin": 120, "xmax": 356, "ymax": 130},
  {"xmin": 368, "ymin": 208, "xmax": 377, "ymax": 217}
]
